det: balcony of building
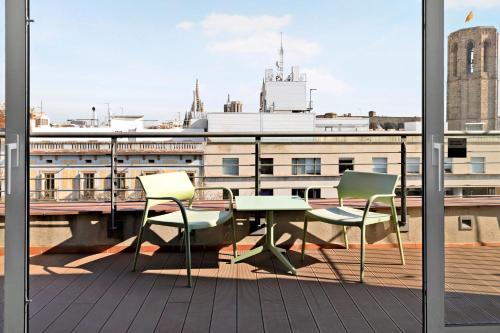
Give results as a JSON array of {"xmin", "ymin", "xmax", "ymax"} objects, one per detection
[{"xmin": 0, "ymin": 131, "xmax": 499, "ymax": 332}]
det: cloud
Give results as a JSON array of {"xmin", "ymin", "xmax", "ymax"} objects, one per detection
[
  {"xmin": 304, "ymin": 68, "xmax": 353, "ymax": 96},
  {"xmin": 200, "ymin": 13, "xmax": 291, "ymax": 36},
  {"xmin": 445, "ymin": 0, "xmax": 500, "ymax": 9},
  {"xmin": 208, "ymin": 32, "xmax": 320, "ymax": 60},
  {"xmin": 176, "ymin": 13, "xmax": 320, "ymax": 61},
  {"xmin": 176, "ymin": 20, "xmax": 195, "ymax": 31}
]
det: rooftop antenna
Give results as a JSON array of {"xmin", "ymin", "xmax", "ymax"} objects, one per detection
[
  {"xmin": 104, "ymin": 102, "xmax": 111, "ymax": 127},
  {"xmin": 278, "ymin": 32, "xmax": 284, "ymax": 80},
  {"xmin": 91, "ymin": 106, "xmax": 96, "ymax": 127}
]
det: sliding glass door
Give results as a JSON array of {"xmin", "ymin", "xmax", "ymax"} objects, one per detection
[{"xmin": 425, "ymin": 0, "xmax": 500, "ymax": 332}]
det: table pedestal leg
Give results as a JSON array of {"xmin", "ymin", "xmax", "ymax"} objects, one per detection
[
  {"xmin": 266, "ymin": 211, "xmax": 297, "ymax": 275},
  {"xmin": 231, "ymin": 245, "xmax": 264, "ymax": 264},
  {"xmin": 231, "ymin": 210, "xmax": 297, "ymax": 275}
]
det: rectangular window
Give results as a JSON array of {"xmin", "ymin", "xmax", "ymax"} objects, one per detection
[
  {"xmin": 222, "ymin": 158, "xmax": 239, "ymax": 176},
  {"xmin": 83, "ymin": 173, "xmax": 95, "ymax": 199},
  {"xmin": 292, "ymin": 158, "xmax": 321, "ymax": 175},
  {"xmin": 223, "ymin": 189, "xmax": 239, "ymax": 200},
  {"xmin": 462, "ymin": 187, "xmax": 495, "ymax": 196},
  {"xmin": 260, "ymin": 189, "xmax": 274, "ymax": 196},
  {"xmin": 44, "ymin": 173, "xmax": 55, "ymax": 200},
  {"xmin": 465, "ymin": 123, "xmax": 484, "ymax": 131},
  {"xmin": 372, "ymin": 157, "xmax": 388, "ymax": 173},
  {"xmin": 338, "ymin": 158, "xmax": 354, "ymax": 174},
  {"xmin": 407, "ymin": 157, "xmax": 420, "ymax": 174},
  {"xmin": 292, "ymin": 188, "xmax": 321, "ymax": 199},
  {"xmin": 186, "ymin": 172, "xmax": 195, "ymax": 185},
  {"xmin": 471, "ymin": 157, "xmax": 485, "ymax": 173},
  {"xmin": 444, "ymin": 158, "xmax": 453, "ymax": 173},
  {"xmin": 116, "ymin": 172, "xmax": 126, "ymax": 199},
  {"xmin": 260, "ymin": 158, "xmax": 274, "ymax": 175}
]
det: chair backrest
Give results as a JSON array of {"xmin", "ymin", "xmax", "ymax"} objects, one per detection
[
  {"xmin": 137, "ymin": 171, "xmax": 195, "ymax": 204},
  {"xmin": 337, "ymin": 170, "xmax": 399, "ymax": 204}
]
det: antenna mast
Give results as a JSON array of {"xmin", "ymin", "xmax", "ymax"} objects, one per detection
[{"xmin": 278, "ymin": 32, "xmax": 284, "ymax": 80}]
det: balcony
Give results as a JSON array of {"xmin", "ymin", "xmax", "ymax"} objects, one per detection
[{"xmin": 1, "ymin": 131, "xmax": 500, "ymax": 331}]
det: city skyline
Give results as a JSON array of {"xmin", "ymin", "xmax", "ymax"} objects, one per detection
[{"xmin": 0, "ymin": 0, "xmax": 498, "ymax": 122}]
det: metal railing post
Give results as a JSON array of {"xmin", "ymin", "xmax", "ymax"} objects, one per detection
[
  {"xmin": 251, "ymin": 136, "xmax": 261, "ymax": 232},
  {"xmin": 110, "ymin": 137, "xmax": 117, "ymax": 232},
  {"xmin": 400, "ymin": 136, "xmax": 407, "ymax": 226}
]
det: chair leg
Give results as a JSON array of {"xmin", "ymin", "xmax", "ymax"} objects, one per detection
[
  {"xmin": 179, "ymin": 230, "xmax": 185, "ymax": 253},
  {"xmin": 301, "ymin": 216, "xmax": 308, "ymax": 261},
  {"xmin": 231, "ymin": 216, "xmax": 238, "ymax": 258},
  {"xmin": 343, "ymin": 226, "xmax": 349, "ymax": 249},
  {"xmin": 391, "ymin": 201, "xmax": 406, "ymax": 265},
  {"xmin": 360, "ymin": 225, "xmax": 366, "ymax": 283},
  {"xmin": 132, "ymin": 224, "xmax": 146, "ymax": 272},
  {"xmin": 184, "ymin": 227, "xmax": 192, "ymax": 287}
]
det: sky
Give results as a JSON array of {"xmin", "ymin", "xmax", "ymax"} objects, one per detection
[{"xmin": 0, "ymin": 0, "xmax": 499, "ymax": 123}]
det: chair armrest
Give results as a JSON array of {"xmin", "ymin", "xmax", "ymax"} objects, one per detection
[
  {"xmin": 367, "ymin": 193, "xmax": 396, "ymax": 203},
  {"xmin": 190, "ymin": 187, "xmax": 234, "ymax": 211},
  {"xmin": 361, "ymin": 193, "xmax": 396, "ymax": 223},
  {"xmin": 144, "ymin": 196, "xmax": 189, "ymax": 228},
  {"xmin": 305, "ymin": 185, "xmax": 337, "ymax": 203}
]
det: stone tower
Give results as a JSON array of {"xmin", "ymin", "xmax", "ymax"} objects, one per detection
[{"xmin": 447, "ymin": 26, "xmax": 498, "ymax": 131}]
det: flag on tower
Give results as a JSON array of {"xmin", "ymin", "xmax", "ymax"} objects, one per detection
[{"xmin": 465, "ymin": 10, "xmax": 474, "ymax": 23}]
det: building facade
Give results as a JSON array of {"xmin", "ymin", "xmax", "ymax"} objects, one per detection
[{"xmin": 447, "ymin": 26, "xmax": 498, "ymax": 131}]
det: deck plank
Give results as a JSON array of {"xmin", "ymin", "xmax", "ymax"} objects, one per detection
[
  {"xmin": 127, "ymin": 253, "xmax": 184, "ymax": 333},
  {"xmin": 44, "ymin": 254, "xmax": 132, "ymax": 332},
  {"xmin": 71, "ymin": 253, "xmax": 162, "ymax": 332},
  {"xmin": 305, "ymin": 250, "xmax": 374, "ymax": 333},
  {"xmin": 340, "ymin": 248, "xmax": 421, "ymax": 333},
  {"xmin": 99, "ymin": 252, "xmax": 169, "ymax": 332},
  {"xmin": 235, "ymin": 254, "xmax": 265, "ymax": 333},
  {"xmin": 321, "ymin": 249, "xmax": 401, "ymax": 333},
  {"xmin": 255, "ymin": 252, "xmax": 292, "ymax": 333},
  {"xmin": 182, "ymin": 251, "xmax": 220, "ymax": 333},
  {"xmin": 288, "ymin": 251, "xmax": 347, "ymax": 333},
  {"xmin": 29, "ymin": 253, "xmax": 115, "ymax": 332},
  {"xmin": 271, "ymin": 254, "xmax": 319, "ymax": 333},
  {"xmin": 154, "ymin": 251, "xmax": 205, "ymax": 333},
  {"xmin": 209, "ymin": 252, "xmax": 238, "ymax": 333}
]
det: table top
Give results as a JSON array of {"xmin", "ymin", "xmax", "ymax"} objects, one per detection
[{"xmin": 235, "ymin": 195, "xmax": 311, "ymax": 212}]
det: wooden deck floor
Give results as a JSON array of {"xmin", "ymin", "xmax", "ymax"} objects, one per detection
[{"xmin": 1, "ymin": 247, "xmax": 499, "ymax": 332}]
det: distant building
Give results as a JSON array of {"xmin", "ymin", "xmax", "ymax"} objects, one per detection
[
  {"xmin": 259, "ymin": 36, "xmax": 309, "ymax": 113},
  {"xmin": 315, "ymin": 113, "xmax": 370, "ymax": 132},
  {"xmin": 183, "ymin": 79, "xmax": 206, "ymax": 128},
  {"xmin": 447, "ymin": 26, "xmax": 498, "ymax": 131},
  {"xmin": 367, "ymin": 111, "xmax": 421, "ymax": 131},
  {"xmin": 30, "ymin": 109, "xmax": 50, "ymax": 129},
  {"xmin": 0, "ymin": 103, "xmax": 6, "ymax": 128},
  {"xmin": 224, "ymin": 95, "xmax": 243, "ymax": 113},
  {"xmin": 109, "ymin": 115, "xmax": 144, "ymax": 131}
]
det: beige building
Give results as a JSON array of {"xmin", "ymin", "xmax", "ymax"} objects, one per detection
[
  {"xmin": 447, "ymin": 26, "xmax": 498, "ymax": 131},
  {"xmin": 203, "ymin": 135, "xmax": 500, "ymax": 199},
  {"xmin": 27, "ymin": 140, "xmax": 204, "ymax": 202},
  {"xmin": 223, "ymin": 95, "xmax": 243, "ymax": 113}
]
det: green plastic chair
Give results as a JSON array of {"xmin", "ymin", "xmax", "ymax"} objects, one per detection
[
  {"xmin": 132, "ymin": 171, "xmax": 238, "ymax": 287},
  {"xmin": 301, "ymin": 170, "xmax": 405, "ymax": 282}
]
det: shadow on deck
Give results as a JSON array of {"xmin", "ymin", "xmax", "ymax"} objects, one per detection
[{"xmin": 1, "ymin": 247, "xmax": 500, "ymax": 332}]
